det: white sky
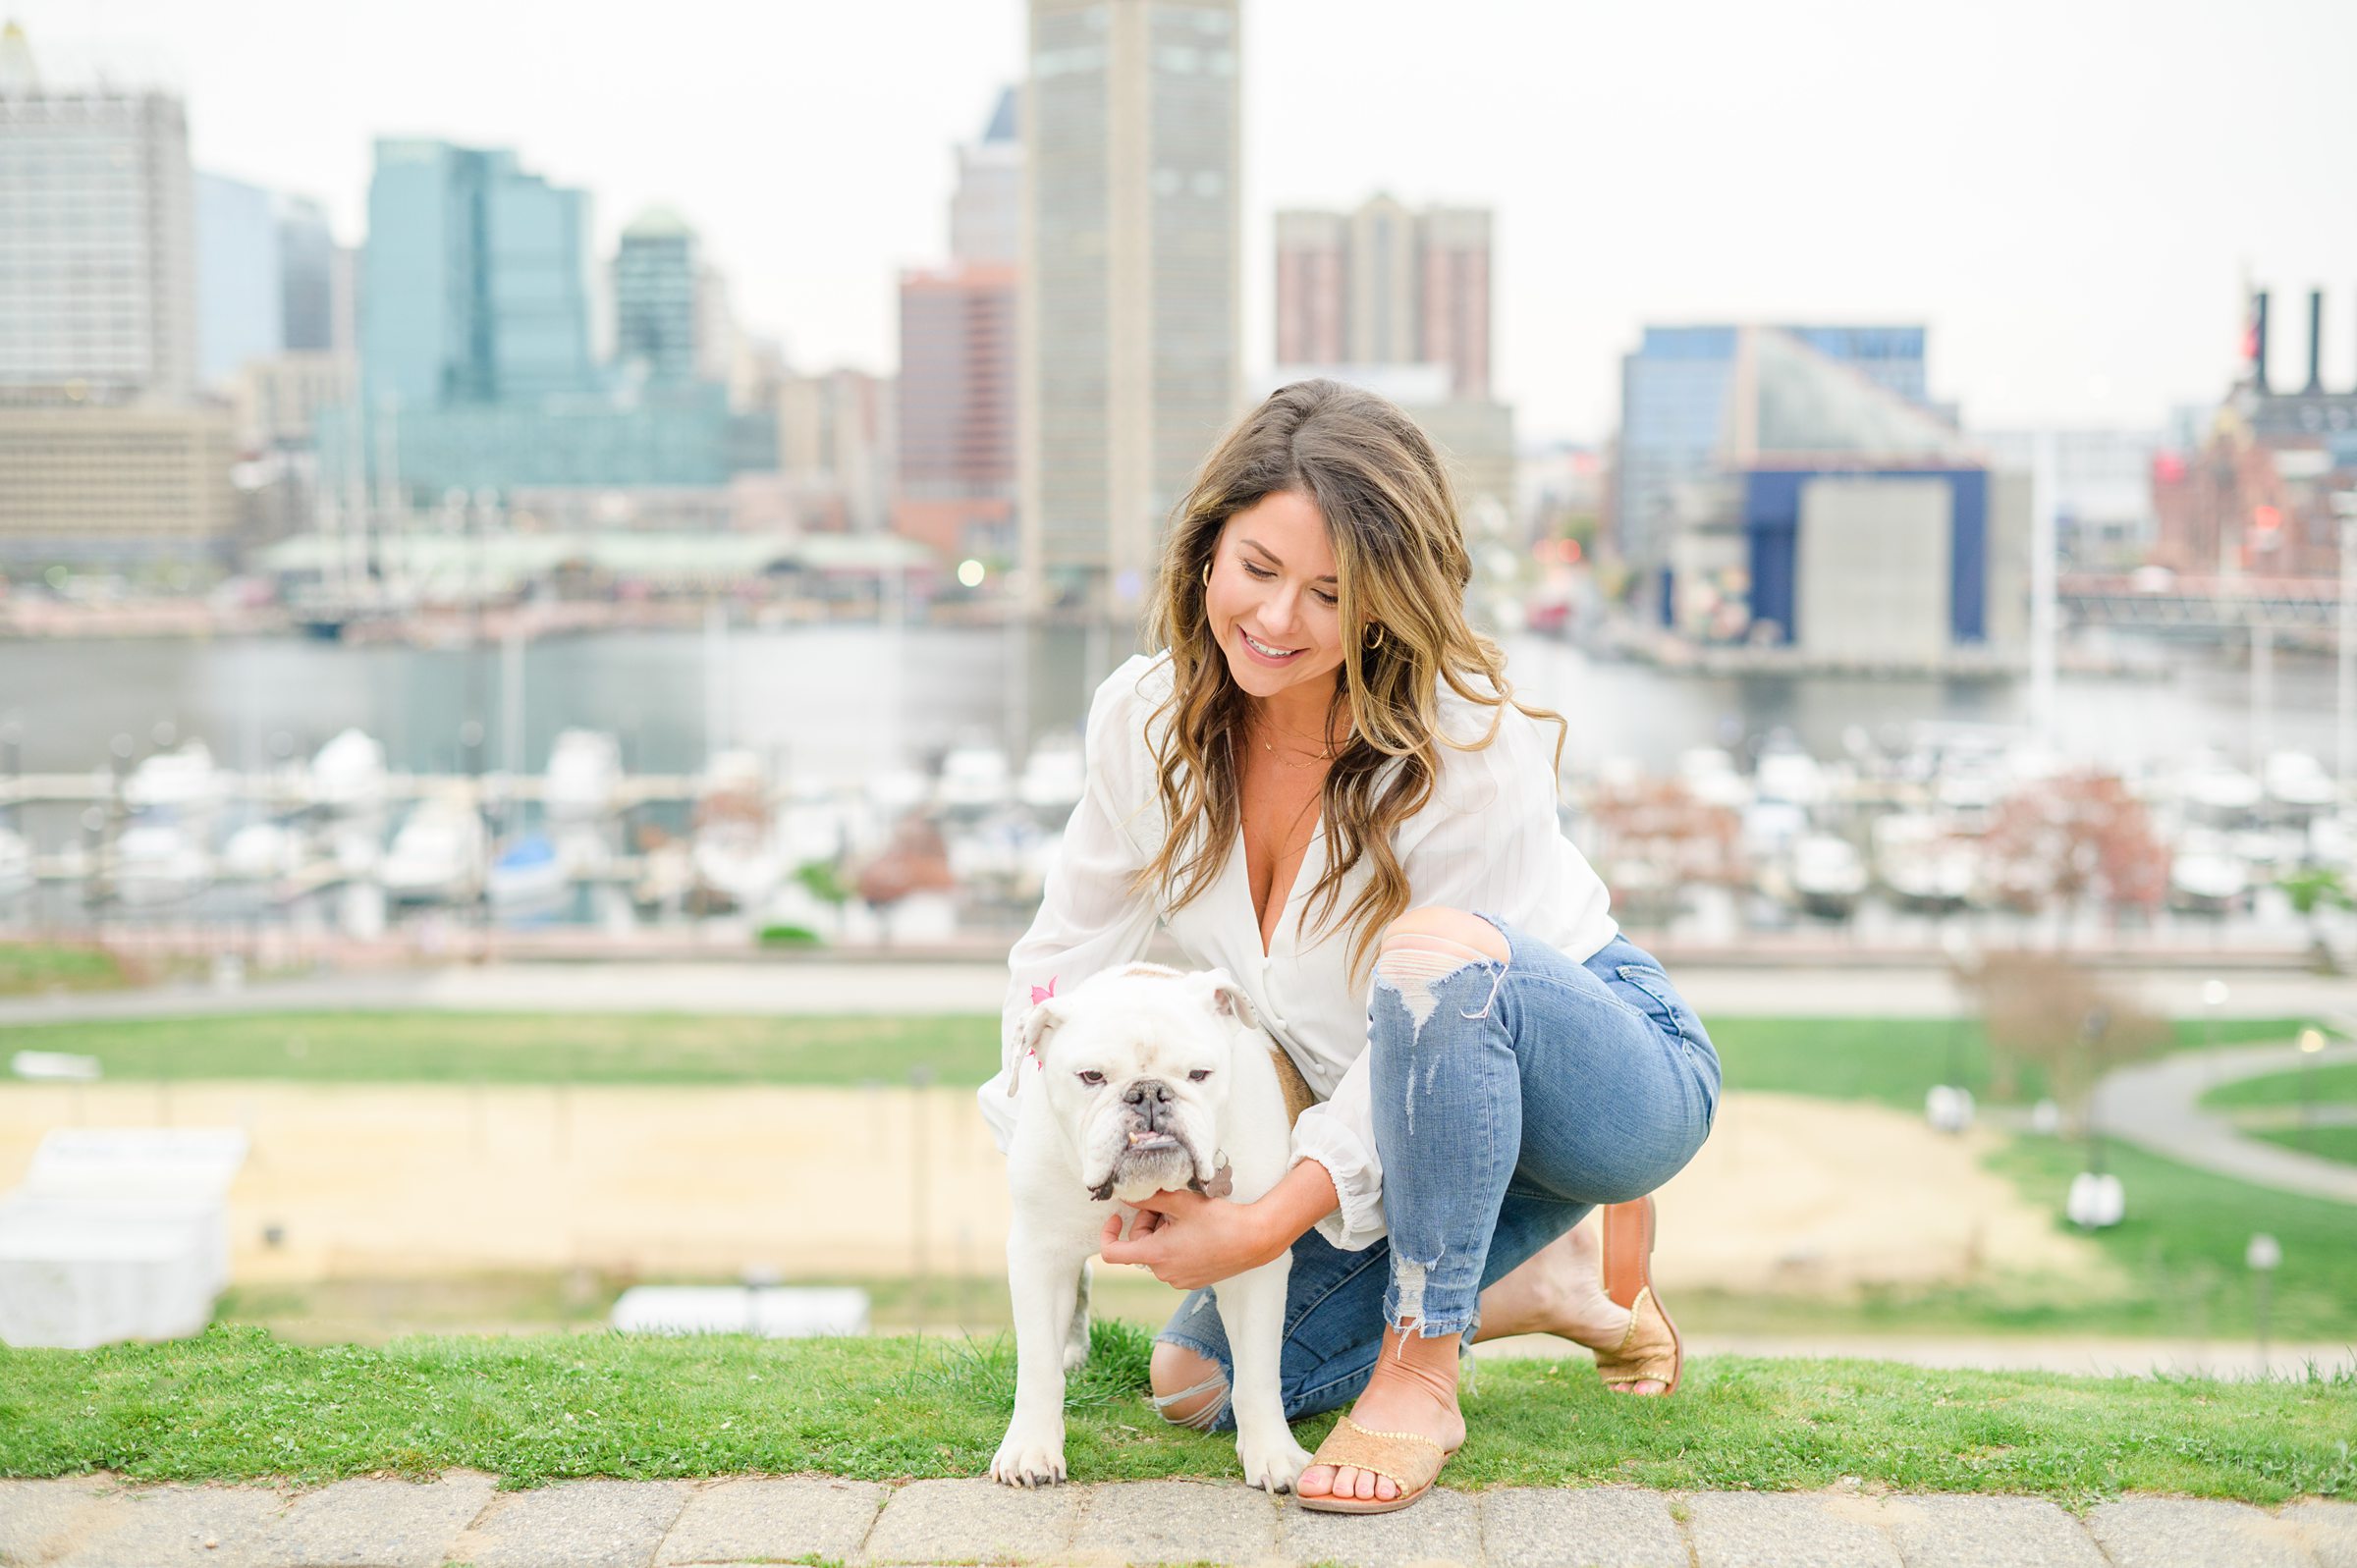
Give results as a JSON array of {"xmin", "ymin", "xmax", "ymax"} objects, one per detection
[{"xmin": 15, "ymin": 0, "xmax": 2357, "ymax": 441}]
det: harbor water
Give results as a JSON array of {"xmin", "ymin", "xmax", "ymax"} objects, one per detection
[{"xmin": 0, "ymin": 625, "xmax": 2342, "ymax": 781}]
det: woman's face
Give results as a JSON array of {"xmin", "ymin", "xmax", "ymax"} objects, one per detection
[{"xmin": 1204, "ymin": 490, "xmax": 1348, "ymax": 710}]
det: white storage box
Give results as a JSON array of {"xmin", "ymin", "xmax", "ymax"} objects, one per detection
[
  {"xmin": 0, "ymin": 1192, "xmax": 230, "ymax": 1294},
  {"xmin": 0, "ymin": 1208, "xmax": 216, "ymax": 1348}
]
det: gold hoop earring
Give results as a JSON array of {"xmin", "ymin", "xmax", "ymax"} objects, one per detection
[
  {"xmin": 1364, "ymin": 623, "xmax": 1385, "ymax": 651},
  {"xmin": 1200, "ymin": 560, "xmax": 1212, "ymax": 588}
]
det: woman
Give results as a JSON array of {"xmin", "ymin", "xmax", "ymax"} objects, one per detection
[{"xmin": 976, "ymin": 379, "xmax": 1719, "ymax": 1513}]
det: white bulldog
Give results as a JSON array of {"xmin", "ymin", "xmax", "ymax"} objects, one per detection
[{"xmin": 990, "ymin": 960, "xmax": 1314, "ymax": 1493}]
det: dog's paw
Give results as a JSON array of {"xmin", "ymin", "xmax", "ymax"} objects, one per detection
[
  {"xmin": 1061, "ymin": 1335, "xmax": 1090, "ymax": 1374},
  {"xmin": 989, "ymin": 1421, "xmax": 1069, "ymax": 1488},
  {"xmin": 1236, "ymin": 1430, "xmax": 1314, "ymax": 1494}
]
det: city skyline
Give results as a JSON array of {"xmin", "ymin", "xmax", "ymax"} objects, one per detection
[{"xmin": 9, "ymin": 0, "xmax": 2357, "ymax": 444}]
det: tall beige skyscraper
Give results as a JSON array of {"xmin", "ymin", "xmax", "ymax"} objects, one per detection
[{"xmin": 1020, "ymin": 0, "xmax": 1240, "ymax": 614}]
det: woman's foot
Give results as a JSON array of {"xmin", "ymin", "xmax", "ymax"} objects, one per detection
[
  {"xmin": 1475, "ymin": 1217, "xmax": 1669, "ymax": 1394},
  {"xmin": 1295, "ymin": 1322, "xmax": 1468, "ymax": 1504}
]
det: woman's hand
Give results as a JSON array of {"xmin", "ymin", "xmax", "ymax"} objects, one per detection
[{"xmin": 1098, "ymin": 1190, "xmax": 1274, "ymax": 1291}]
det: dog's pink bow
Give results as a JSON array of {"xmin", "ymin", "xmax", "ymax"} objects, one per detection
[{"xmin": 1029, "ymin": 976, "xmax": 1057, "ymax": 1006}]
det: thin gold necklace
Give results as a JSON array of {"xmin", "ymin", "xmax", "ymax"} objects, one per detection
[{"xmin": 1247, "ymin": 712, "xmax": 1342, "ymax": 767}]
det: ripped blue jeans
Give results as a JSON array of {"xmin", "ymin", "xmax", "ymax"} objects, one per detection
[{"xmin": 1151, "ymin": 915, "xmax": 1719, "ymax": 1431}]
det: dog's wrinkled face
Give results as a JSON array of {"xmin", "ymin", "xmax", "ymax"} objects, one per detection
[{"xmin": 1019, "ymin": 962, "xmax": 1258, "ymax": 1205}]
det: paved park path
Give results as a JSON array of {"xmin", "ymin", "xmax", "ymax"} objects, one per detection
[
  {"xmin": 2091, "ymin": 1040, "xmax": 2357, "ymax": 1205},
  {"xmin": 2, "ymin": 1473, "xmax": 2352, "ymax": 1568}
]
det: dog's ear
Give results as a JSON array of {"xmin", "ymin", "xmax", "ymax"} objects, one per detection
[
  {"xmin": 1189, "ymin": 967, "xmax": 1261, "ymax": 1034},
  {"xmin": 1013, "ymin": 997, "xmax": 1070, "ymax": 1094}
]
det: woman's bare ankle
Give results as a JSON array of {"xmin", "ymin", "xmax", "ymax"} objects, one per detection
[
  {"xmin": 1476, "ymin": 1224, "xmax": 1632, "ymax": 1348},
  {"xmin": 1299, "ymin": 1323, "xmax": 1467, "ymax": 1502}
]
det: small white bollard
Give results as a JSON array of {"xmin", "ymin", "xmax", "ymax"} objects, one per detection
[
  {"xmin": 2065, "ymin": 1172, "xmax": 2125, "ymax": 1228},
  {"xmin": 1925, "ymin": 1085, "xmax": 1976, "ymax": 1133}
]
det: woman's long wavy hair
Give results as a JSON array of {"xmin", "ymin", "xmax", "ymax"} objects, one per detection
[{"xmin": 1133, "ymin": 378, "xmax": 1567, "ymax": 988}]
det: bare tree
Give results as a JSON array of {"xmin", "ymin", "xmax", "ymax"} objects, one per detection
[
  {"xmin": 1970, "ymin": 951, "xmax": 2170, "ymax": 1147},
  {"xmin": 1979, "ymin": 774, "xmax": 2167, "ymax": 936}
]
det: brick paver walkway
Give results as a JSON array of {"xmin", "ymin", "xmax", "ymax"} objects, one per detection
[{"xmin": 1, "ymin": 1475, "xmax": 2349, "ymax": 1567}]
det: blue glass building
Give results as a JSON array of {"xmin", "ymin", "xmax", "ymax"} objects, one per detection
[
  {"xmin": 194, "ymin": 172, "xmax": 282, "ymax": 387},
  {"xmin": 361, "ymin": 139, "xmax": 595, "ymax": 411},
  {"xmin": 1615, "ymin": 324, "xmax": 1931, "ymax": 570},
  {"xmin": 327, "ymin": 140, "xmax": 763, "ymax": 503},
  {"xmin": 614, "ymin": 209, "xmax": 699, "ymax": 388}
]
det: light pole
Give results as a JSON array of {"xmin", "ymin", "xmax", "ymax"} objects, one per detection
[
  {"xmin": 2066, "ymin": 1004, "xmax": 2124, "ymax": 1228},
  {"xmin": 2297, "ymin": 1025, "xmax": 2327, "ymax": 1155},
  {"xmin": 2201, "ymin": 978, "xmax": 2229, "ymax": 1090},
  {"xmin": 2333, "ymin": 493, "xmax": 2356, "ymax": 797},
  {"xmin": 1930, "ymin": 928, "xmax": 1979, "ymax": 1133},
  {"xmin": 2245, "ymin": 1232, "xmax": 2280, "ymax": 1375}
]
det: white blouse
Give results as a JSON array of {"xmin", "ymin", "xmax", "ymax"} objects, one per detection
[{"xmin": 975, "ymin": 650, "xmax": 1619, "ymax": 1251}]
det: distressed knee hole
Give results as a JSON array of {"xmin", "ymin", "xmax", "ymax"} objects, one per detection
[
  {"xmin": 1374, "ymin": 927, "xmax": 1509, "ymax": 1043},
  {"xmin": 1148, "ymin": 1373, "xmax": 1228, "ymax": 1431},
  {"xmin": 1372, "ymin": 946, "xmax": 1480, "ymax": 1037},
  {"xmin": 1148, "ymin": 1344, "xmax": 1230, "ymax": 1431}
]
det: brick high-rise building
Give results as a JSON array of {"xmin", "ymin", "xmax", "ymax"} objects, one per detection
[
  {"xmin": 1273, "ymin": 212, "xmax": 1344, "ymax": 367},
  {"xmin": 896, "ymin": 89, "xmax": 1023, "ymax": 564},
  {"xmin": 1273, "ymin": 195, "xmax": 1492, "ymax": 399},
  {"xmin": 896, "ymin": 265, "xmax": 1017, "ymax": 561}
]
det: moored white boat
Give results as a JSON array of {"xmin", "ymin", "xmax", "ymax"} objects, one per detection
[
  {"xmin": 544, "ymin": 730, "xmax": 624, "ymax": 823},
  {"xmin": 109, "ymin": 822, "xmax": 211, "ymax": 906},
  {"xmin": 380, "ymin": 792, "xmax": 486, "ymax": 903},
  {"xmin": 1788, "ymin": 833, "xmax": 1868, "ymax": 919},
  {"xmin": 309, "ymin": 730, "xmax": 389, "ymax": 813},
  {"xmin": 488, "ymin": 833, "xmax": 569, "ymax": 918}
]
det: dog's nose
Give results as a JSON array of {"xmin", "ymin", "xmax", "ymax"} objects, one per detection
[{"xmin": 1123, "ymin": 1080, "xmax": 1172, "ymax": 1129}]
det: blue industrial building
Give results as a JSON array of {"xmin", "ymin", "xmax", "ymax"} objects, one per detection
[
  {"xmin": 1742, "ymin": 465, "xmax": 1990, "ymax": 646},
  {"xmin": 1616, "ymin": 325, "xmax": 2025, "ymax": 662}
]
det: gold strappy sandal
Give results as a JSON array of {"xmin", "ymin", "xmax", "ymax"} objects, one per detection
[
  {"xmin": 1294, "ymin": 1415, "xmax": 1458, "ymax": 1515},
  {"xmin": 1594, "ymin": 1196, "xmax": 1683, "ymax": 1395}
]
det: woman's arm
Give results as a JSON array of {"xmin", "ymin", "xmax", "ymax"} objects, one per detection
[{"xmin": 1097, "ymin": 1159, "xmax": 1340, "ymax": 1291}]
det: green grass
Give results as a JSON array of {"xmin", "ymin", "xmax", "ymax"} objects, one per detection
[
  {"xmin": 1708, "ymin": 1016, "xmax": 2311, "ymax": 1111},
  {"xmin": 0, "ymin": 1323, "xmax": 2347, "ymax": 1502},
  {"xmin": 2205, "ymin": 1063, "xmax": 2357, "ymax": 1110},
  {"xmin": 1630, "ymin": 1128, "xmax": 2357, "ymax": 1345},
  {"xmin": 0, "ymin": 1012, "xmax": 1001, "ymax": 1087},
  {"xmin": 0, "ymin": 943, "xmax": 129, "ymax": 997},
  {"xmin": 0, "ymin": 1011, "xmax": 2312, "ymax": 1097},
  {"xmin": 1974, "ymin": 1135, "xmax": 2357, "ymax": 1341},
  {"xmin": 2247, "ymin": 1125, "xmax": 2357, "ymax": 1167}
]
